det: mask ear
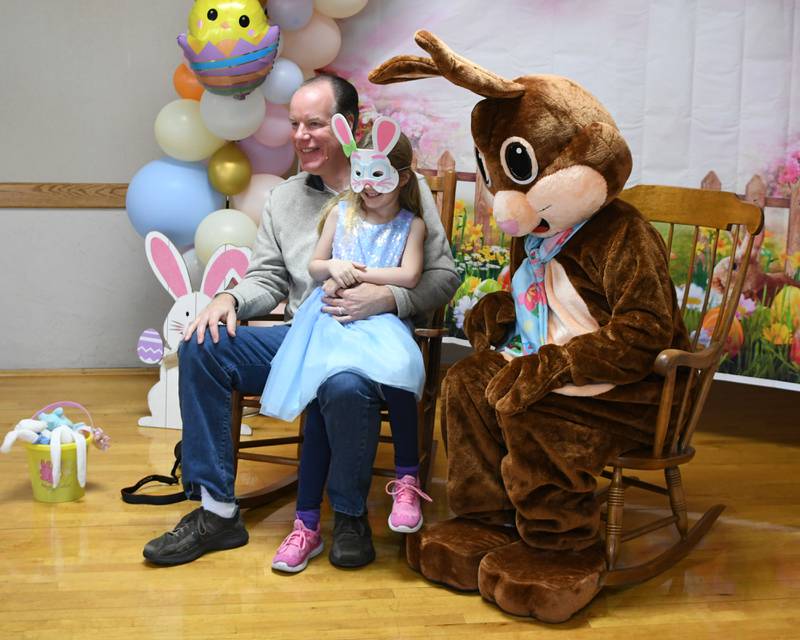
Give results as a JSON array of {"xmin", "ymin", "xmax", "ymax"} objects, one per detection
[
  {"xmin": 331, "ymin": 113, "xmax": 356, "ymax": 156},
  {"xmin": 371, "ymin": 116, "xmax": 401, "ymax": 155}
]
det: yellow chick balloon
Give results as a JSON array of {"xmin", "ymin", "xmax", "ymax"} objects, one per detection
[
  {"xmin": 187, "ymin": 0, "xmax": 269, "ymax": 55},
  {"xmin": 178, "ymin": 0, "xmax": 280, "ymax": 98}
]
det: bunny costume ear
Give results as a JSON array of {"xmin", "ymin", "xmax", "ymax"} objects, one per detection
[
  {"xmin": 200, "ymin": 244, "xmax": 252, "ymax": 299},
  {"xmin": 369, "ymin": 30, "xmax": 525, "ymax": 100},
  {"xmin": 145, "ymin": 232, "xmax": 192, "ymax": 301}
]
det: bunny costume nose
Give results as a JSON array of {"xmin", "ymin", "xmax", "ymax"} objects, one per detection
[{"xmin": 492, "ymin": 190, "xmax": 540, "ymax": 237}]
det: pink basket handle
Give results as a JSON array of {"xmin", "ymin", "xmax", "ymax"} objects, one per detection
[{"xmin": 31, "ymin": 401, "xmax": 94, "ymax": 427}]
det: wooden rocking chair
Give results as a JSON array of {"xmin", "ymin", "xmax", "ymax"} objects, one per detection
[
  {"xmin": 594, "ymin": 184, "xmax": 764, "ymax": 586},
  {"xmin": 230, "ymin": 169, "xmax": 458, "ymax": 509}
]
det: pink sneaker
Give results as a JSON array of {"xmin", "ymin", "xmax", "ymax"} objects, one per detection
[
  {"xmin": 271, "ymin": 519, "xmax": 324, "ymax": 573},
  {"xmin": 385, "ymin": 475, "xmax": 433, "ymax": 533}
]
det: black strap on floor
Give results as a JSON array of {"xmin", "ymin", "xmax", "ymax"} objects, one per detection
[{"xmin": 121, "ymin": 441, "xmax": 186, "ymax": 505}]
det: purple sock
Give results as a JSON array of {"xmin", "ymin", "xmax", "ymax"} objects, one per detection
[
  {"xmin": 296, "ymin": 509, "xmax": 320, "ymax": 530},
  {"xmin": 396, "ymin": 465, "xmax": 419, "ymax": 480}
]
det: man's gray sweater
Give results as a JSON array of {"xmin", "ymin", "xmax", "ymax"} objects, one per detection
[{"xmin": 228, "ymin": 172, "xmax": 460, "ymax": 325}]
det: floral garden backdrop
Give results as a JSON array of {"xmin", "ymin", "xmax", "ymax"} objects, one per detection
[{"xmin": 328, "ymin": 0, "xmax": 800, "ymax": 388}]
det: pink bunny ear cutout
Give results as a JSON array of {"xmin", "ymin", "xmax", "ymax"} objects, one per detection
[
  {"xmin": 201, "ymin": 244, "xmax": 252, "ymax": 298},
  {"xmin": 331, "ymin": 113, "xmax": 356, "ymax": 148},
  {"xmin": 372, "ymin": 116, "xmax": 401, "ymax": 154},
  {"xmin": 145, "ymin": 232, "xmax": 191, "ymax": 301}
]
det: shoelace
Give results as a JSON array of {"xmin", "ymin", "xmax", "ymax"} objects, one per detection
[
  {"xmin": 385, "ymin": 479, "xmax": 433, "ymax": 505},
  {"xmin": 278, "ymin": 527, "xmax": 310, "ymax": 552}
]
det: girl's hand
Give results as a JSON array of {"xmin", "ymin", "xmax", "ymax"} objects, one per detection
[
  {"xmin": 328, "ymin": 260, "xmax": 366, "ymax": 289},
  {"xmin": 322, "ymin": 278, "xmax": 340, "ymax": 297}
]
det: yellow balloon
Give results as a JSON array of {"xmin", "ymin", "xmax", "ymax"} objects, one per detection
[
  {"xmin": 195, "ymin": 208, "xmax": 258, "ymax": 264},
  {"xmin": 154, "ymin": 99, "xmax": 225, "ymax": 161},
  {"xmin": 208, "ymin": 143, "xmax": 252, "ymax": 196}
]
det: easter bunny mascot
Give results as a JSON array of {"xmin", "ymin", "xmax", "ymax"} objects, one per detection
[{"xmin": 370, "ymin": 31, "xmax": 690, "ymax": 622}]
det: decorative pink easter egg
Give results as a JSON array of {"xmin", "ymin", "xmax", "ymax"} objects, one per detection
[{"xmin": 137, "ymin": 329, "xmax": 164, "ymax": 364}]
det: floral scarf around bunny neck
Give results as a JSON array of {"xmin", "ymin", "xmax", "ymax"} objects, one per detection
[{"xmin": 501, "ymin": 221, "xmax": 587, "ymax": 358}]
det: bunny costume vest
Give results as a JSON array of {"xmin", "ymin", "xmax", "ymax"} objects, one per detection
[{"xmin": 260, "ymin": 204, "xmax": 425, "ymax": 421}]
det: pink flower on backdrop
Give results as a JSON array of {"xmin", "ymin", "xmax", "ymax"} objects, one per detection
[{"xmin": 766, "ymin": 140, "xmax": 800, "ymax": 198}]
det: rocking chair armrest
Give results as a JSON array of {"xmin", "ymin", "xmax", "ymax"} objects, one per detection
[
  {"xmin": 414, "ymin": 327, "xmax": 448, "ymax": 339},
  {"xmin": 239, "ymin": 313, "xmax": 285, "ymax": 327},
  {"xmin": 654, "ymin": 345, "xmax": 720, "ymax": 376}
]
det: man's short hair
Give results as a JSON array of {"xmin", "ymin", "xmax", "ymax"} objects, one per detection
[{"xmin": 302, "ymin": 73, "xmax": 359, "ymax": 134}]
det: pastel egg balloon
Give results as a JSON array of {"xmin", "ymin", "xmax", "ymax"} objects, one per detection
[
  {"xmin": 259, "ymin": 57, "xmax": 304, "ymax": 105},
  {"xmin": 194, "ymin": 208, "xmax": 258, "ymax": 264},
  {"xmin": 252, "ymin": 102, "xmax": 292, "ymax": 147},
  {"xmin": 200, "ymin": 90, "xmax": 267, "ymax": 141},
  {"xmin": 137, "ymin": 329, "xmax": 164, "ymax": 364},
  {"xmin": 313, "ymin": 0, "xmax": 368, "ymax": 19},
  {"xmin": 126, "ymin": 158, "xmax": 226, "ymax": 247},
  {"xmin": 237, "ymin": 137, "xmax": 295, "ymax": 175},
  {"xmin": 155, "ymin": 99, "xmax": 226, "ymax": 161},
  {"xmin": 280, "ymin": 12, "xmax": 341, "ymax": 70},
  {"xmin": 268, "ymin": 0, "xmax": 314, "ymax": 31},
  {"xmin": 231, "ymin": 173, "xmax": 284, "ymax": 224}
]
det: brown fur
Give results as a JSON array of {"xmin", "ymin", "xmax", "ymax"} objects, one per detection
[{"xmin": 371, "ymin": 31, "xmax": 689, "ymax": 622}]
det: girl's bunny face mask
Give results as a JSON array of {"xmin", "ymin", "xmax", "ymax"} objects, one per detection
[{"xmin": 331, "ymin": 113, "xmax": 401, "ymax": 194}]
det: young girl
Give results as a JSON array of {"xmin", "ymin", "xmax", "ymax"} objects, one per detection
[{"xmin": 262, "ymin": 114, "xmax": 432, "ymax": 573}]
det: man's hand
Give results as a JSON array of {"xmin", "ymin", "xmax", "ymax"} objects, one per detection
[
  {"xmin": 184, "ymin": 293, "xmax": 237, "ymax": 344},
  {"xmin": 322, "ymin": 282, "xmax": 396, "ymax": 323},
  {"xmin": 327, "ymin": 259, "xmax": 366, "ymax": 289}
]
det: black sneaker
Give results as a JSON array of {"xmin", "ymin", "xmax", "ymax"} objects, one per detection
[
  {"xmin": 143, "ymin": 507, "xmax": 249, "ymax": 566},
  {"xmin": 329, "ymin": 511, "xmax": 375, "ymax": 568}
]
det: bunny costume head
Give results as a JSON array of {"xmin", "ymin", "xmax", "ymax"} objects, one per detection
[{"xmin": 331, "ymin": 113, "xmax": 402, "ymax": 194}]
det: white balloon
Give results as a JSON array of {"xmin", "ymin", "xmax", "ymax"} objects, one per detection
[
  {"xmin": 199, "ymin": 92, "xmax": 267, "ymax": 141},
  {"xmin": 181, "ymin": 248, "xmax": 204, "ymax": 289},
  {"xmin": 154, "ymin": 100, "xmax": 225, "ymax": 161},
  {"xmin": 313, "ymin": 0, "xmax": 368, "ymax": 19},
  {"xmin": 194, "ymin": 209, "xmax": 258, "ymax": 264},
  {"xmin": 260, "ymin": 58, "xmax": 305, "ymax": 105}
]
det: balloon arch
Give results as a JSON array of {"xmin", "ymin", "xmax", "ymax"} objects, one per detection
[{"xmin": 126, "ymin": 0, "xmax": 369, "ymax": 264}]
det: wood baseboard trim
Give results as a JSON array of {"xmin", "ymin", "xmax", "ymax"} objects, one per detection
[{"xmin": 0, "ymin": 367, "xmax": 156, "ymax": 377}]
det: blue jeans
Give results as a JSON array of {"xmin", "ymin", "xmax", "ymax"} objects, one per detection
[{"xmin": 178, "ymin": 325, "xmax": 383, "ymax": 515}]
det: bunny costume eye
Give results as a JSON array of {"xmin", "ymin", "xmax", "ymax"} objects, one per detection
[
  {"xmin": 475, "ymin": 147, "xmax": 492, "ymax": 188},
  {"xmin": 500, "ymin": 136, "xmax": 538, "ymax": 185}
]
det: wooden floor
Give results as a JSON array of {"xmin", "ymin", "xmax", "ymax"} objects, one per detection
[{"xmin": 0, "ymin": 371, "xmax": 798, "ymax": 639}]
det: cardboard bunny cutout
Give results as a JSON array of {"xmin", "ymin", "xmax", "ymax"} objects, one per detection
[
  {"xmin": 331, "ymin": 112, "xmax": 402, "ymax": 193},
  {"xmin": 137, "ymin": 232, "xmax": 251, "ymax": 431},
  {"xmin": 370, "ymin": 31, "xmax": 689, "ymax": 622}
]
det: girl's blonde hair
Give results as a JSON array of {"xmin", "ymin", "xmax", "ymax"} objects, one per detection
[{"xmin": 318, "ymin": 131, "xmax": 422, "ymax": 233}]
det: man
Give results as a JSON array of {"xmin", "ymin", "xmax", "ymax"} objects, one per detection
[{"xmin": 143, "ymin": 74, "xmax": 459, "ymax": 568}]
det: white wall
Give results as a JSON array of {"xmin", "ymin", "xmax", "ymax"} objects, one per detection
[{"xmin": 1, "ymin": 2, "xmax": 189, "ymax": 368}]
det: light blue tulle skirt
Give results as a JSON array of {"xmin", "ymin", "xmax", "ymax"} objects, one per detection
[{"xmin": 260, "ymin": 288, "xmax": 425, "ymax": 422}]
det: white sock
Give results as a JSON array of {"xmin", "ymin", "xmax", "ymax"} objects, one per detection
[{"xmin": 200, "ymin": 486, "xmax": 237, "ymax": 519}]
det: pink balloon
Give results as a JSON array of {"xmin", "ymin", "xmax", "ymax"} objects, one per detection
[
  {"xmin": 237, "ymin": 137, "xmax": 296, "ymax": 175},
  {"xmin": 252, "ymin": 102, "xmax": 293, "ymax": 147},
  {"xmin": 231, "ymin": 173, "xmax": 285, "ymax": 224}
]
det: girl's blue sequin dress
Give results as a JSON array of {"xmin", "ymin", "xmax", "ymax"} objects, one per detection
[{"xmin": 260, "ymin": 202, "xmax": 425, "ymax": 421}]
